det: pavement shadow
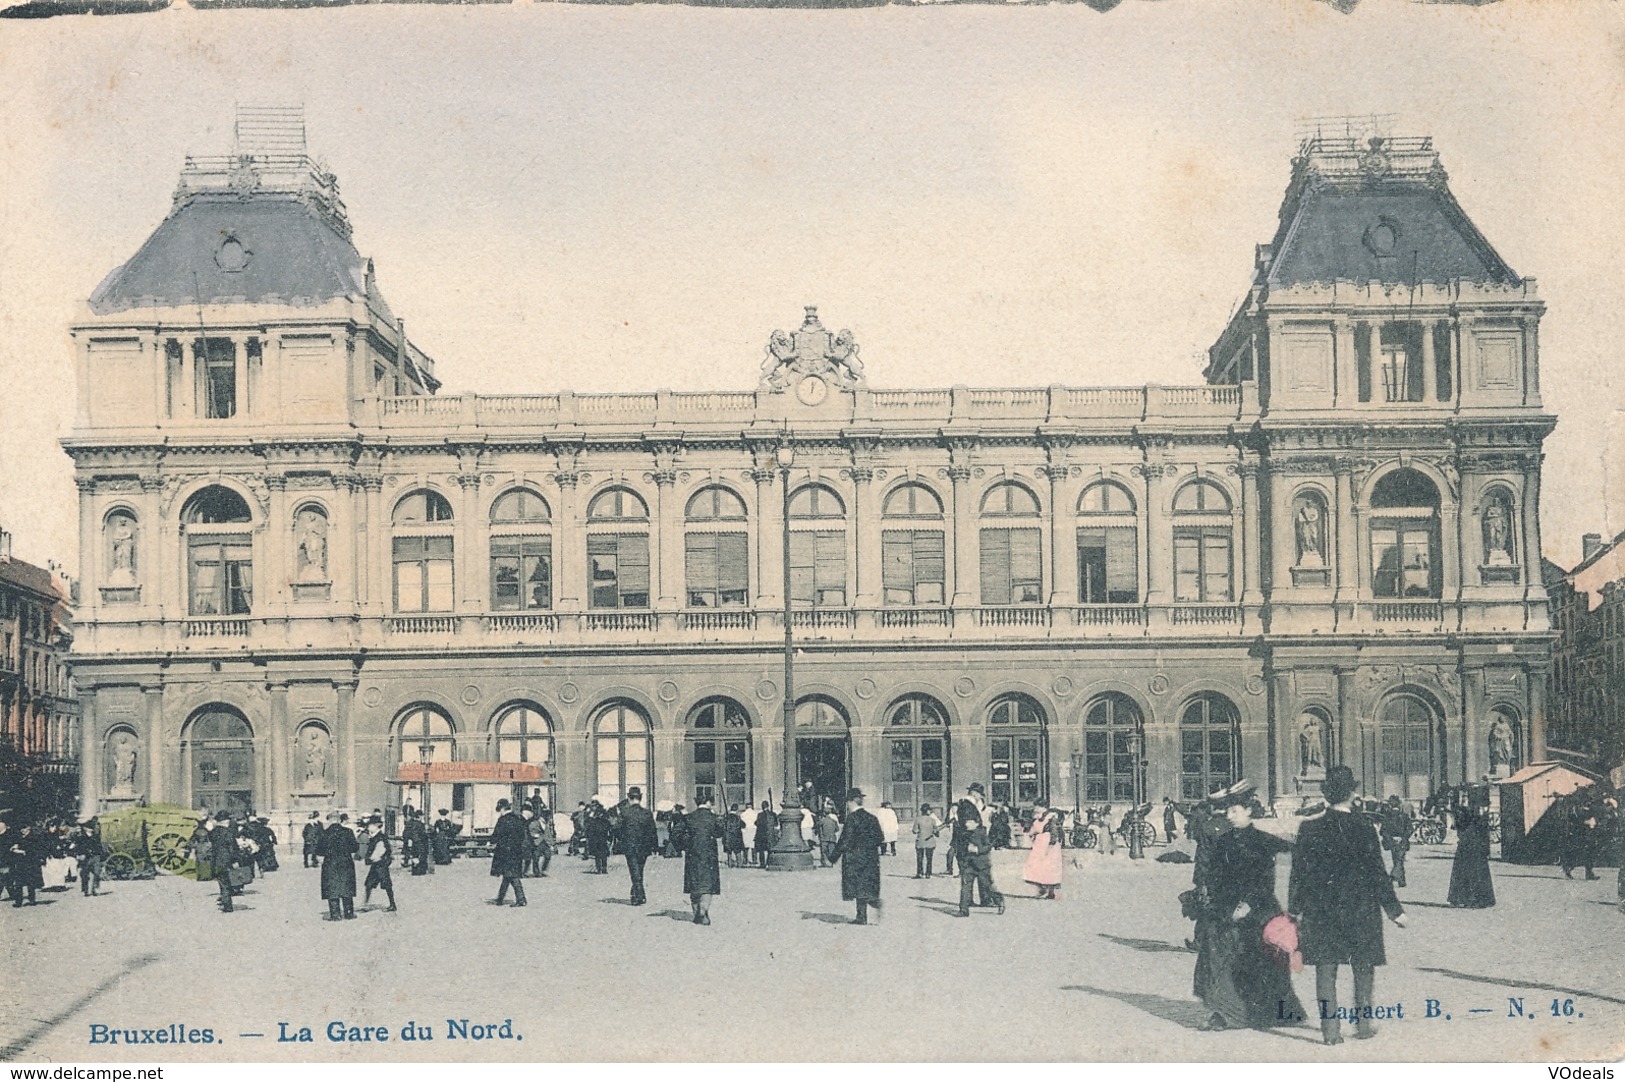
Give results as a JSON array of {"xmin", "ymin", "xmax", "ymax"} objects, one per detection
[
  {"xmin": 649, "ymin": 908, "xmax": 694, "ymax": 922},
  {"xmin": 1061, "ymin": 984, "xmax": 1212, "ymax": 1031},
  {"xmin": 1399, "ymin": 900, "xmax": 1456, "ymax": 908},
  {"xmin": 600, "ymin": 897, "xmax": 637, "ymax": 906},
  {"xmin": 1416, "ymin": 967, "xmax": 1625, "ymax": 1006},
  {"xmin": 0, "ymin": 952, "xmax": 160, "ymax": 1058},
  {"xmin": 1097, "ymin": 932, "xmax": 1194, "ymax": 954},
  {"xmin": 799, "ymin": 910, "xmax": 851, "ymax": 924}
]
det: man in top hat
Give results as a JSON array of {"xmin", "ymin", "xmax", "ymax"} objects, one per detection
[
  {"xmin": 950, "ymin": 783, "xmax": 994, "ymax": 903},
  {"xmin": 361, "ymin": 816, "xmax": 397, "ymax": 912},
  {"xmin": 301, "ymin": 812, "xmax": 323, "ymax": 869},
  {"xmin": 490, "ymin": 798, "xmax": 528, "ymax": 907},
  {"xmin": 207, "ymin": 812, "xmax": 239, "ymax": 913},
  {"xmin": 319, "ymin": 811, "xmax": 359, "ymax": 921},
  {"xmin": 953, "ymin": 803, "xmax": 1005, "ymax": 918},
  {"xmin": 1379, "ymin": 796, "xmax": 1412, "ymax": 888},
  {"xmin": 403, "ymin": 806, "xmax": 432, "ymax": 877},
  {"xmin": 1289, "ymin": 765, "xmax": 1406, "ymax": 1045},
  {"xmin": 618, "ymin": 787, "xmax": 658, "ymax": 905},
  {"xmin": 69, "ymin": 819, "xmax": 107, "ymax": 897},
  {"xmin": 682, "ymin": 792, "xmax": 723, "ymax": 924},
  {"xmin": 831, "ymin": 788, "xmax": 886, "ymax": 925}
]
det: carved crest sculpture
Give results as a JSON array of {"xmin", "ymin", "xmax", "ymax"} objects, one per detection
[{"xmin": 760, "ymin": 306, "xmax": 864, "ymax": 392}]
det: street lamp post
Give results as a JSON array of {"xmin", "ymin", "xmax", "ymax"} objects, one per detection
[
  {"xmin": 767, "ymin": 436, "xmax": 814, "ymax": 871},
  {"xmin": 416, "ymin": 741, "xmax": 434, "ymax": 842}
]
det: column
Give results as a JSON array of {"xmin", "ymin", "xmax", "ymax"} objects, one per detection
[
  {"xmin": 76, "ymin": 480, "xmax": 99, "ymax": 602},
  {"xmin": 1141, "ymin": 464, "xmax": 1171, "ymax": 607},
  {"xmin": 756, "ymin": 727, "xmax": 784, "ymax": 805},
  {"xmin": 1270, "ymin": 669, "xmax": 1292, "ymax": 801},
  {"xmin": 1334, "ymin": 466, "xmax": 1357, "ymax": 611},
  {"xmin": 949, "ymin": 465, "xmax": 978, "ymax": 627},
  {"xmin": 79, "ymin": 691, "xmax": 100, "ymax": 817},
  {"xmin": 1522, "ymin": 316, "xmax": 1539, "ymax": 404},
  {"xmin": 1238, "ymin": 462, "xmax": 1263, "ymax": 608},
  {"xmin": 1528, "ymin": 667, "xmax": 1548, "ymax": 763},
  {"xmin": 751, "ymin": 468, "xmax": 779, "ymax": 611},
  {"xmin": 1334, "ymin": 319, "xmax": 1357, "ymax": 407},
  {"xmin": 852, "ymin": 725, "xmax": 883, "ymax": 804},
  {"xmin": 1521, "ymin": 461, "xmax": 1542, "ymax": 589},
  {"xmin": 553, "ymin": 474, "xmax": 582, "ymax": 612},
  {"xmin": 179, "ymin": 338, "xmax": 196, "ymax": 419},
  {"xmin": 1335, "ymin": 669, "xmax": 1355, "ymax": 770},
  {"xmin": 143, "ymin": 685, "xmax": 164, "ymax": 803},
  {"xmin": 1420, "ymin": 319, "xmax": 1437, "ymax": 403},
  {"xmin": 1047, "ymin": 466, "xmax": 1079, "ymax": 609},
  {"xmin": 653, "ymin": 471, "xmax": 681, "ymax": 623},
  {"xmin": 654, "ymin": 728, "xmax": 683, "ymax": 806},
  {"xmin": 365, "ymin": 478, "xmax": 386, "ymax": 616},
  {"xmin": 852, "ymin": 468, "xmax": 880, "ymax": 625},
  {"xmin": 269, "ymin": 683, "xmax": 289, "ymax": 811},
  {"xmin": 337, "ymin": 681, "xmax": 357, "ymax": 811},
  {"xmin": 456, "ymin": 473, "xmax": 482, "ymax": 616},
  {"xmin": 148, "ymin": 335, "xmax": 166, "ymax": 424},
  {"xmin": 231, "ymin": 336, "xmax": 248, "ymax": 418},
  {"xmin": 265, "ymin": 476, "xmax": 290, "ymax": 610}
]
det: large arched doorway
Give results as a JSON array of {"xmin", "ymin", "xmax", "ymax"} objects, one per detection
[
  {"xmin": 1378, "ymin": 692, "xmax": 1441, "ymax": 799},
  {"xmin": 884, "ymin": 694, "xmax": 950, "ymax": 821},
  {"xmin": 186, "ymin": 706, "xmax": 254, "ymax": 816},
  {"xmin": 686, "ymin": 697, "xmax": 752, "ymax": 808},
  {"xmin": 1081, "ymin": 693, "xmax": 1143, "ymax": 805},
  {"xmin": 794, "ymin": 697, "xmax": 850, "ymax": 813},
  {"xmin": 987, "ymin": 694, "xmax": 1047, "ymax": 808}
]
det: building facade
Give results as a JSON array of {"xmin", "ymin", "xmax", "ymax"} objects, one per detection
[
  {"xmin": 0, "ymin": 525, "xmax": 80, "ymax": 821},
  {"xmin": 1544, "ymin": 533, "xmax": 1625, "ymax": 778},
  {"xmin": 64, "ymin": 118, "xmax": 1555, "ymax": 837}
]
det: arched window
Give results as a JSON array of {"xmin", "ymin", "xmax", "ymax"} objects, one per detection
[
  {"xmin": 1172, "ymin": 480, "xmax": 1233, "ymax": 603},
  {"xmin": 588, "ymin": 488, "xmax": 650, "ymax": 609},
  {"xmin": 980, "ymin": 483, "xmax": 1042, "ymax": 606},
  {"xmin": 1378, "ymin": 693, "xmax": 1438, "ymax": 799},
  {"xmin": 393, "ymin": 490, "xmax": 454, "ymax": 525},
  {"xmin": 183, "ymin": 486, "xmax": 254, "ymax": 616},
  {"xmin": 395, "ymin": 706, "xmax": 455, "ymax": 763},
  {"xmin": 104, "ymin": 510, "xmax": 139, "ymax": 587},
  {"xmin": 1179, "ymin": 694, "xmax": 1239, "ymax": 800},
  {"xmin": 393, "ymin": 490, "xmax": 455, "ymax": 613},
  {"xmin": 185, "ymin": 706, "xmax": 255, "ymax": 816},
  {"xmin": 593, "ymin": 701, "xmax": 652, "ymax": 805},
  {"xmin": 182, "ymin": 486, "xmax": 252, "ymax": 524},
  {"xmin": 987, "ymin": 694, "xmax": 1046, "ymax": 806},
  {"xmin": 494, "ymin": 703, "xmax": 553, "ymax": 765},
  {"xmin": 295, "ymin": 720, "xmax": 333, "ymax": 793},
  {"xmin": 1370, "ymin": 469, "xmax": 1441, "ymax": 599},
  {"xmin": 1077, "ymin": 482, "xmax": 1138, "ymax": 604},
  {"xmin": 1082, "ymin": 693, "xmax": 1143, "ymax": 803},
  {"xmin": 789, "ymin": 485, "xmax": 847, "ymax": 608},
  {"xmin": 883, "ymin": 484, "xmax": 945, "ymax": 606},
  {"xmin": 795, "ymin": 697, "xmax": 849, "ymax": 729},
  {"xmin": 490, "ymin": 489, "xmax": 552, "ymax": 612},
  {"xmin": 1296, "ymin": 708, "xmax": 1331, "ymax": 781},
  {"xmin": 685, "ymin": 487, "xmax": 748, "ymax": 609},
  {"xmin": 794, "ymin": 697, "xmax": 850, "ymax": 814},
  {"xmin": 687, "ymin": 697, "xmax": 750, "ymax": 808},
  {"xmin": 886, "ymin": 695, "xmax": 949, "ymax": 818}
]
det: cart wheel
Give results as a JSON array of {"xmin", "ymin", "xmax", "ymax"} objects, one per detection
[
  {"xmin": 150, "ymin": 832, "xmax": 190, "ymax": 873},
  {"xmin": 1130, "ymin": 820, "xmax": 1157, "ymax": 847},
  {"xmin": 1080, "ymin": 828, "xmax": 1099, "ymax": 850},
  {"xmin": 105, "ymin": 853, "xmax": 136, "ymax": 880}
]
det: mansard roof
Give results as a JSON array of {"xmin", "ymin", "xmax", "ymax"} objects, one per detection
[
  {"xmin": 1259, "ymin": 135, "xmax": 1520, "ymax": 290},
  {"xmin": 88, "ymin": 189, "xmax": 371, "ymax": 315}
]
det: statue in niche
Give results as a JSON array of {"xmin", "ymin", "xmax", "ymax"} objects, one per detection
[
  {"xmin": 1488, "ymin": 716, "xmax": 1515, "ymax": 775},
  {"xmin": 110, "ymin": 731, "xmax": 138, "ymax": 792},
  {"xmin": 1297, "ymin": 713, "xmax": 1327, "ymax": 776},
  {"xmin": 1294, "ymin": 497, "xmax": 1326, "ymax": 567},
  {"xmin": 294, "ymin": 509, "xmax": 328, "ymax": 582},
  {"xmin": 107, "ymin": 515, "xmax": 137, "ymax": 585},
  {"xmin": 300, "ymin": 725, "xmax": 331, "ymax": 789},
  {"xmin": 1482, "ymin": 499, "xmax": 1514, "ymax": 566}
]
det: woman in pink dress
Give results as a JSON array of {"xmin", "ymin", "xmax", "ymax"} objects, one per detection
[{"xmin": 1023, "ymin": 801, "xmax": 1064, "ymax": 899}]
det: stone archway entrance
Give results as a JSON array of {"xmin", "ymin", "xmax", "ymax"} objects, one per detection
[{"xmin": 187, "ymin": 707, "xmax": 254, "ymax": 816}]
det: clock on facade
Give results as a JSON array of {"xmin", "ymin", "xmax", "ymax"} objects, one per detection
[{"xmin": 796, "ymin": 375, "xmax": 828, "ymax": 406}]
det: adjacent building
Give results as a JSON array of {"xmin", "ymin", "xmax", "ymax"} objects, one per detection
[
  {"xmin": 0, "ymin": 525, "xmax": 80, "ymax": 822},
  {"xmin": 1544, "ymin": 533, "xmax": 1625, "ymax": 780},
  {"xmin": 63, "ymin": 111, "xmax": 1556, "ymax": 839}
]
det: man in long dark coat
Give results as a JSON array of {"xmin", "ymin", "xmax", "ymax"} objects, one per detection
[
  {"xmin": 319, "ymin": 812, "xmax": 358, "ymax": 920},
  {"xmin": 953, "ymin": 808, "xmax": 1004, "ymax": 918},
  {"xmin": 431, "ymin": 809, "xmax": 458, "ymax": 865},
  {"xmin": 301, "ymin": 812, "xmax": 322, "ymax": 869},
  {"xmin": 402, "ymin": 808, "xmax": 431, "ymax": 876},
  {"xmin": 619, "ymin": 787, "xmax": 658, "ymax": 905},
  {"xmin": 831, "ymin": 788, "xmax": 886, "ymax": 925},
  {"xmin": 361, "ymin": 816, "xmax": 397, "ymax": 912},
  {"xmin": 682, "ymin": 794, "xmax": 722, "ymax": 924},
  {"xmin": 207, "ymin": 813, "xmax": 239, "ymax": 914},
  {"xmin": 752, "ymin": 800, "xmax": 776, "ymax": 868},
  {"xmin": 490, "ymin": 798, "xmax": 528, "ymax": 907},
  {"xmin": 1379, "ymin": 796, "xmax": 1412, "ymax": 887},
  {"xmin": 1289, "ymin": 766, "xmax": 1406, "ymax": 1045}
]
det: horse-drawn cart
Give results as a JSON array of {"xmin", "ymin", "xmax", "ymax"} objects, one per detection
[{"xmin": 98, "ymin": 803, "xmax": 207, "ymax": 880}]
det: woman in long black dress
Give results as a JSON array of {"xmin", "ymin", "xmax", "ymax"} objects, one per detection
[
  {"xmin": 1446, "ymin": 802, "xmax": 1496, "ymax": 908},
  {"xmin": 1195, "ymin": 782, "xmax": 1305, "ymax": 1031}
]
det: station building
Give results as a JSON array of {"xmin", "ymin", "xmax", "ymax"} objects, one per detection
[{"xmin": 64, "ymin": 114, "xmax": 1555, "ymax": 836}]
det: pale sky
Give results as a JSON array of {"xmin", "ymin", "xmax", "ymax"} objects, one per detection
[{"xmin": 2, "ymin": 0, "xmax": 1622, "ymax": 574}]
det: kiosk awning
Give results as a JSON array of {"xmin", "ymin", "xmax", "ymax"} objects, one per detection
[{"xmin": 390, "ymin": 761, "xmax": 548, "ymax": 785}]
